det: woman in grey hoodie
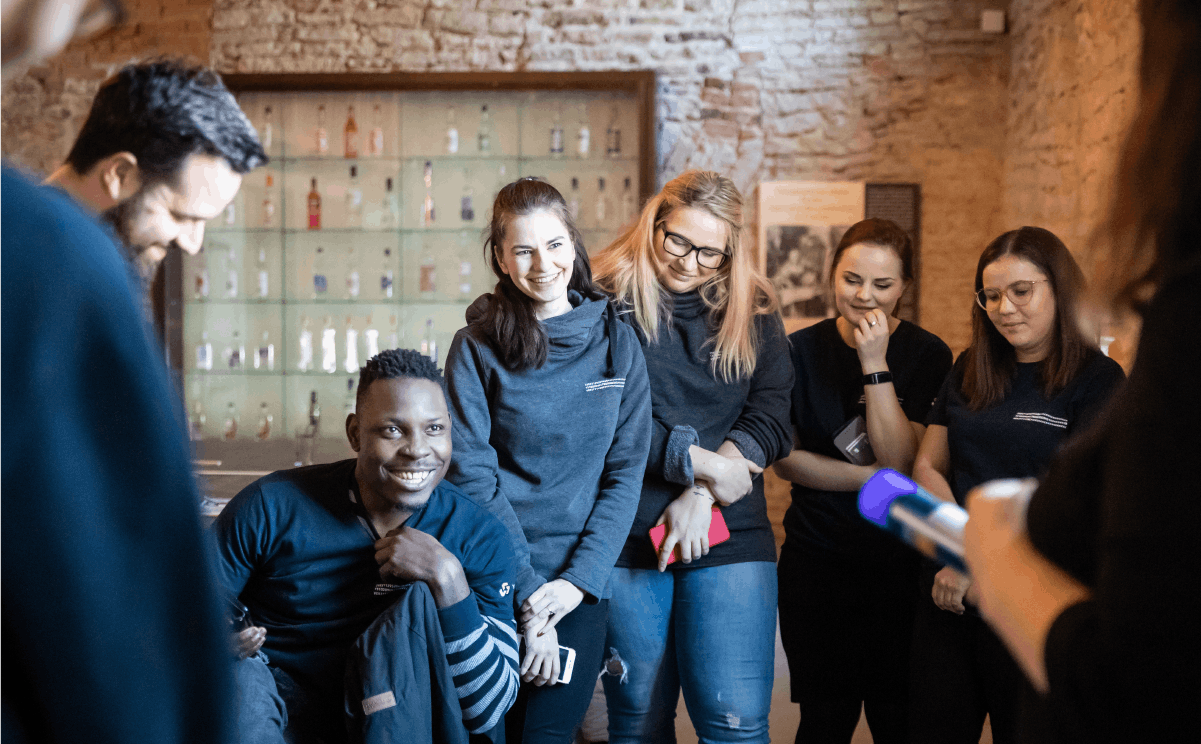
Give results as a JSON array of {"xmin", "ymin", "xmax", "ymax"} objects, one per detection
[{"xmin": 445, "ymin": 178, "xmax": 652, "ymax": 744}]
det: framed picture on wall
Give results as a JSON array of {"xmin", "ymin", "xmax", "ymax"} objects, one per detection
[{"xmin": 759, "ymin": 180, "xmax": 922, "ymax": 333}]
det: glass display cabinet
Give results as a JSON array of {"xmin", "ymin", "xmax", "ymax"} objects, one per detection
[{"xmin": 174, "ymin": 72, "xmax": 656, "ymax": 446}]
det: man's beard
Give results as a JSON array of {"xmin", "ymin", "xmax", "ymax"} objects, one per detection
[{"xmin": 99, "ymin": 192, "xmax": 164, "ymax": 284}]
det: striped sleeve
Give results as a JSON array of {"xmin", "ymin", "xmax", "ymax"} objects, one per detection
[{"xmin": 438, "ymin": 593, "xmax": 520, "ymax": 735}]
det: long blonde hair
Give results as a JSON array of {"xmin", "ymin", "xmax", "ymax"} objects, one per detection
[{"xmin": 592, "ymin": 170, "xmax": 779, "ymax": 381}]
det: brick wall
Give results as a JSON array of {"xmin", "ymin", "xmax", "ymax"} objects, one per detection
[
  {"xmin": 1002, "ymin": 0, "xmax": 1140, "ymax": 253},
  {"xmin": 1, "ymin": 0, "xmax": 213, "ymax": 176}
]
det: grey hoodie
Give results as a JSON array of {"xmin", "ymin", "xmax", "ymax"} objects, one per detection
[{"xmin": 445, "ymin": 291, "xmax": 652, "ymax": 606}]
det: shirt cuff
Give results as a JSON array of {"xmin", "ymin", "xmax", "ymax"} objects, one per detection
[
  {"xmin": 663, "ymin": 425, "xmax": 700, "ymax": 485},
  {"xmin": 724, "ymin": 430, "xmax": 767, "ymax": 468},
  {"xmin": 437, "ymin": 592, "xmax": 485, "ymax": 641}
]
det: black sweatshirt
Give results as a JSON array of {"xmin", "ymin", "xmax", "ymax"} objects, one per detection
[
  {"xmin": 1021, "ymin": 266, "xmax": 1201, "ymax": 743},
  {"xmin": 613, "ymin": 290, "xmax": 794, "ymax": 570}
]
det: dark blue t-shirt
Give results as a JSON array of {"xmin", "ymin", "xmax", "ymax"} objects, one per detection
[
  {"xmin": 929, "ymin": 350, "xmax": 1126, "ymax": 506},
  {"xmin": 784, "ymin": 318, "xmax": 953, "ymax": 560},
  {"xmin": 212, "ymin": 460, "xmax": 517, "ymax": 712}
]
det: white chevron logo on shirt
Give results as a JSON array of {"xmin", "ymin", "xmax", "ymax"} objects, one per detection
[
  {"xmin": 1013, "ymin": 412, "xmax": 1068, "ymax": 429},
  {"xmin": 585, "ymin": 378, "xmax": 625, "ymax": 392}
]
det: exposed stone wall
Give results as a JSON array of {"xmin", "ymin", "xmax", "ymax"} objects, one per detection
[
  {"xmin": 1, "ymin": 0, "xmax": 213, "ymax": 177},
  {"xmin": 1002, "ymin": 0, "xmax": 1140, "ymax": 254},
  {"xmin": 206, "ymin": 0, "xmax": 1011, "ymax": 354}
]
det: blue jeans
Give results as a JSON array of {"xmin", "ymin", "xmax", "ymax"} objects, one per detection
[{"xmin": 603, "ymin": 562, "xmax": 778, "ymax": 743}]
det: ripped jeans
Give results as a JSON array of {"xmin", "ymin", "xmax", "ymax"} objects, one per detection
[{"xmin": 602, "ymin": 562, "xmax": 777, "ymax": 743}]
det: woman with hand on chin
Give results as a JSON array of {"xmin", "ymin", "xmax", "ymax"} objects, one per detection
[
  {"xmin": 773, "ymin": 219, "xmax": 952, "ymax": 744},
  {"xmin": 445, "ymin": 178, "xmax": 652, "ymax": 743},
  {"xmin": 591, "ymin": 170, "xmax": 793, "ymax": 743},
  {"xmin": 909, "ymin": 227, "xmax": 1124, "ymax": 744}
]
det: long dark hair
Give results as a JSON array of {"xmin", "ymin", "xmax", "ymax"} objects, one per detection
[
  {"xmin": 961, "ymin": 227, "xmax": 1094, "ymax": 410},
  {"xmin": 1092, "ymin": 0, "xmax": 1201, "ymax": 312},
  {"xmin": 475, "ymin": 177, "xmax": 600, "ymax": 371}
]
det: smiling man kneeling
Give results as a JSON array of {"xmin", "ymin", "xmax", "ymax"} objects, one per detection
[{"xmin": 213, "ymin": 349, "xmax": 519, "ymax": 744}]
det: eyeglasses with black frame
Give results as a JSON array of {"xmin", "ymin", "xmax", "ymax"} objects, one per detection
[
  {"xmin": 659, "ymin": 228, "xmax": 730, "ymax": 270},
  {"xmin": 975, "ymin": 278, "xmax": 1048, "ymax": 311}
]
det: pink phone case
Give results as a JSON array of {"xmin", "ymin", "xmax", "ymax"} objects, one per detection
[{"xmin": 648, "ymin": 507, "xmax": 730, "ymax": 565}]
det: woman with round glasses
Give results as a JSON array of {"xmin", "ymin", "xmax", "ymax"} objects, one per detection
[
  {"xmin": 908, "ymin": 226, "xmax": 1124, "ymax": 744},
  {"xmin": 590, "ymin": 170, "xmax": 793, "ymax": 743},
  {"xmin": 772, "ymin": 218, "xmax": 952, "ymax": 744}
]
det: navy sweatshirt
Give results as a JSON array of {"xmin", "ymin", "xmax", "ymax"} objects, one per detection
[
  {"xmin": 613, "ymin": 290, "xmax": 795, "ymax": 570},
  {"xmin": 445, "ymin": 291, "xmax": 653, "ymax": 605},
  {"xmin": 212, "ymin": 461, "xmax": 519, "ymax": 735}
]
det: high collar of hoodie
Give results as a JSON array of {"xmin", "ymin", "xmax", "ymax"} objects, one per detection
[
  {"xmin": 465, "ymin": 290, "xmax": 606, "ymax": 348},
  {"xmin": 666, "ymin": 289, "xmax": 708, "ymax": 320}
]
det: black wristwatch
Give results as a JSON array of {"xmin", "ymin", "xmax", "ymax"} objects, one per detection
[{"xmin": 863, "ymin": 371, "xmax": 894, "ymax": 385}]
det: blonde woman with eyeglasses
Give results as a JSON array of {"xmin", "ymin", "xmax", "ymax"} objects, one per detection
[
  {"xmin": 908, "ymin": 227, "xmax": 1125, "ymax": 744},
  {"xmin": 590, "ymin": 170, "xmax": 793, "ymax": 743}
]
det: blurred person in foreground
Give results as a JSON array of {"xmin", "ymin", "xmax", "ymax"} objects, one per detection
[
  {"xmin": 2, "ymin": 1, "xmax": 238, "ymax": 742},
  {"xmin": 962, "ymin": 1, "xmax": 1201, "ymax": 741}
]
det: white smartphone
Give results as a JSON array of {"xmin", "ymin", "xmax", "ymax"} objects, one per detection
[{"xmin": 556, "ymin": 645, "xmax": 576, "ymax": 685}]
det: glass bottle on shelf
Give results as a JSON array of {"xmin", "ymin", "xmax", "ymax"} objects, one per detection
[
  {"xmin": 576, "ymin": 103, "xmax": 590, "ymax": 158},
  {"xmin": 422, "ymin": 161, "xmax": 436, "ymax": 227},
  {"xmin": 343, "ymin": 377, "xmax": 357, "ymax": 419},
  {"xmin": 312, "ymin": 246, "xmax": 328, "ymax": 298},
  {"xmin": 477, "ymin": 104, "xmax": 493, "ymax": 154},
  {"xmin": 316, "ymin": 104, "xmax": 329, "ymax": 154},
  {"xmin": 549, "ymin": 104, "xmax": 564, "ymax": 157},
  {"xmin": 223, "ymin": 244, "xmax": 238, "ymax": 298},
  {"xmin": 420, "ymin": 317, "xmax": 437, "ymax": 361},
  {"xmin": 460, "ymin": 169, "xmax": 474, "ymax": 222},
  {"xmin": 382, "ymin": 177, "xmax": 400, "ymax": 228},
  {"xmin": 345, "ymin": 165, "xmax": 363, "ymax": 227},
  {"xmin": 420, "ymin": 241, "xmax": 436, "ymax": 299},
  {"xmin": 307, "ymin": 177, "xmax": 321, "ymax": 230},
  {"xmin": 255, "ymin": 330, "xmax": 274, "ymax": 371},
  {"xmin": 260, "ymin": 105, "xmax": 273, "ymax": 150},
  {"xmin": 365, "ymin": 316, "xmax": 381, "ymax": 358},
  {"xmin": 196, "ymin": 331, "xmax": 213, "ymax": 371},
  {"xmin": 568, "ymin": 177, "xmax": 581, "ymax": 222},
  {"xmin": 344, "ymin": 105, "xmax": 358, "ymax": 159},
  {"xmin": 344, "ymin": 316, "xmax": 359, "ymax": 373},
  {"xmin": 189, "ymin": 397, "xmax": 206, "ymax": 441},
  {"xmin": 262, "ymin": 173, "xmax": 275, "ymax": 227},
  {"xmin": 445, "ymin": 106, "xmax": 459, "ymax": 154},
  {"xmin": 387, "ymin": 314, "xmax": 399, "ymax": 350},
  {"xmin": 224, "ymin": 200, "xmax": 236, "ymax": 226},
  {"xmin": 223, "ymin": 401, "xmax": 238, "ymax": 440},
  {"xmin": 620, "ymin": 177, "xmax": 636, "ymax": 224},
  {"xmin": 256, "ymin": 402, "xmax": 272, "ymax": 440},
  {"xmin": 345, "ymin": 246, "xmax": 360, "ymax": 299},
  {"xmin": 458, "ymin": 231, "xmax": 473, "ymax": 299},
  {"xmin": 256, "ymin": 247, "xmax": 269, "ymax": 298},
  {"xmin": 369, "ymin": 104, "xmax": 384, "ymax": 156},
  {"xmin": 379, "ymin": 248, "xmax": 394, "ymax": 299},
  {"xmin": 194, "ymin": 250, "xmax": 210, "ymax": 300},
  {"xmin": 307, "ymin": 390, "xmax": 321, "ymax": 437},
  {"xmin": 321, "ymin": 315, "xmax": 337, "ymax": 374},
  {"xmin": 297, "ymin": 316, "xmax": 314, "ymax": 371},
  {"xmin": 606, "ymin": 106, "xmax": 622, "ymax": 158},
  {"xmin": 225, "ymin": 330, "xmax": 245, "ymax": 370},
  {"xmin": 596, "ymin": 177, "xmax": 609, "ymax": 226}
]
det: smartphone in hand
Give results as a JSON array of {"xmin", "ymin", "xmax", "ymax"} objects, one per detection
[{"xmin": 648, "ymin": 507, "xmax": 731, "ymax": 565}]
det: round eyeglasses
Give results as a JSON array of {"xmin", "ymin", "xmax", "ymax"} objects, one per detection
[
  {"xmin": 660, "ymin": 229, "xmax": 730, "ymax": 270},
  {"xmin": 975, "ymin": 279, "xmax": 1048, "ymax": 310}
]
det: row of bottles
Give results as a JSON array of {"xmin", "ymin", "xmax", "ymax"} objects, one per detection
[
  {"xmin": 231, "ymin": 165, "xmax": 631, "ymax": 231},
  {"xmin": 262, "ymin": 103, "xmax": 623, "ymax": 160},
  {"xmin": 194, "ymin": 316, "xmax": 439, "ymax": 374},
  {"xmin": 192, "ymin": 238, "xmax": 476, "ymax": 302}
]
